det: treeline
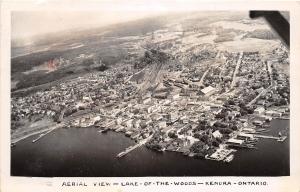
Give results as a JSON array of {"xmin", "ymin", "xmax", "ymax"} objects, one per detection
[{"xmin": 243, "ymin": 29, "xmax": 278, "ymax": 40}]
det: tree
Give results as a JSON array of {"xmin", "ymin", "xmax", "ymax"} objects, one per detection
[
  {"xmin": 279, "ymin": 98, "xmax": 288, "ymax": 106},
  {"xmin": 212, "ymin": 140, "xmax": 220, "ymax": 147},
  {"xmin": 190, "ymin": 141, "xmax": 205, "ymax": 153},
  {"xmin": 168, "ymin": 131, "xmax": 178, "ymax": 139},
  {"xmin": 200, "ymin": 134, "xmax": 209, "ymax": 143},
  {"xmin": 247, "ymin": 107, "xmax": 254, "ymax": 114},
  {"xmin": 194, "ymin": 132, "xmax": 202, "ymax": 139},
  {"xmin": 216, "ymin": 137, "xmax": 223, "ymax": 143},
  {"xmin": 228, "ymin": 99, "xmax": 235, "ymax": 105},
  {"xmin": 219, "ymin": 128, "xmax": 233, "ymax": 134},
  {"xmin": 231, "ymin": 125, "xmax": 238, "ymax": 130}
]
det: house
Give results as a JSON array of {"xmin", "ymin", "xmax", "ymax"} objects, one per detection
[
  {"xmin": 125, "ymin": 119, "xmax": 134, "ymax": 128},
  {"xmin": 173, "ymin": 94, "xmax": 180, "ymax": 100},
  {"xmin": 200, "ymin": 86, "xmax": 216, "ymax": 96},
  {"xmin": 169, "ymin": 112, "xmax": 179, "ymax": 123},
  {"xmin": 116, "ymin": 117, "xmax": 123, "ymax": 125},
  {"xmin": 133, "ymin": 119, "xmax": 141, "ymax": 129},
  {"xmin": 226, "ymin": 138, "xmax": 244, "ymax": 145},
  {"xmin": 212, "ymin": 130, "xmax": 222, "ymax": 138},
  {"xmin": 212, "ymin": 108, "xmax": 222, "ymax": 115},
  {"xmin": 256, "ymin": 100, "xmax": 265, "ymax": 106},
  {"xmin": 143, "ymin": 97, "xmax": 152, "ymax": 104},
  {"xmin": 180, "ymin": 116, "xmax": 189, "ymax": 124},
  {"xmin": 158, "ymin": 121, "xmax": 167, "ymax": 129},
  {"xmin": 242, "ymin": 128, "xmax": 255, "ymax": 133},
  {"xmin": 163, "ymin": 99, "xmax": 171, "ymax": 105},
  {"xmin": 147, "ymin": 105, "xmax": 161, "ymax": 113},
  {"xmin": 253, "ymin": 120, "xmax": 263, "ymax": 126},
  {"xmin": 265, "ymin": 110, "xmax": 282, "ymax": 117},
  {"xmin": 254, "ymin": 107, "xmax": 265, "ymax": 114},
  {"xmin": 237, "ymin": 133, "xmax": 254, "ymax": 140}
]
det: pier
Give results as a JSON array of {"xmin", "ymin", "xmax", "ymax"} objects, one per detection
[
  {"xmin": 277, "ymin": 117, "xmax": 290, "ymax": 120},
  {"xmin": 32, "ymin": 128, "xmax": 57, "ymax": 143},
  {"xmin": 117, "ymin": 142, "xmax": 143, "ymax": 158},
  {"xmin": 117, "ymin": 135, "xmax": 153, "ymax": 158},
  {"xmin": 253, "ymin": 134, "xmax": 287, "ymax": 142}
]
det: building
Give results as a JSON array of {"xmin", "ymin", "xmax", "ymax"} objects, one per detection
[
  {"xmin": 180, "ymin": 116, "xmax": 189, "ymax": 124},
  {"xmin": 147, "ymin": 105, "xmax": 161, "ymax": 113},
  {"xmin": 143, "ymin": 97, "xmax": 152, "ymax": 104},
  {"xmin": 158, "ymin": 121, "xmax": 167, "ymax": 129},
  {"xmin": 226, "ymin": 138, "xmax": 244, "ymax": 145},
  {"xmin": 153, "ymin": 92, "xmax": 168, "ymax": 99},
  {"xmin": 212, "ymin": 108, "xmax": 222, "ymax": 115},
  {"xmin": 237, "ymin": 133, "xmax": 254, "ymax": 140},
  {"xmin": 169, "ymin": 112, "xmax": 179, "ymax": 123},
  {"xmin": 254, "ymin": 107, "xmax": 265, "ymax": 114},
  {"xmin": 125, "ymin": 119, "xmax": 134, "ymax": 128},
  {"xmin": 265, "ymin": 110, "xmax": 282, "ymax": 117},
  {"xmin": 163, "ymin": 99, "xmax": 171, "ymax": 105},
  {"xmin": 212, "ymin": 130, "xmax": 222, "ymax": 138},
  {"xmin": 242, "ymin": 128, "xmax": 255, "ymax": 133},
  {"xmin": 200, "ymin": 86, "xmax": 216, "ymax": 96},
  {"xmin": 252, "ymin": 120, "xmax": 263, "ymax": 126},
  {"xmin": 172, "ymin": 94, "xmax": 180, "ymax": 100}
]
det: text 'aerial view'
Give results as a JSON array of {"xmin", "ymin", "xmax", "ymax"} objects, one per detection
[{"xmin": 11, "ymin": 11, "xmax": 290, "ymax": 177}]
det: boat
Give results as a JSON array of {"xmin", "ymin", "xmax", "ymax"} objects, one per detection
[{"xmin": 224, "ymin": 154, "xmax": 234, "ymax": 163}]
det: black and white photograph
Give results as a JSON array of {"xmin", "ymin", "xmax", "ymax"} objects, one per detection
[{"xmin": 9, "ymin": 9, "xmax": 291, "ymax": 177}]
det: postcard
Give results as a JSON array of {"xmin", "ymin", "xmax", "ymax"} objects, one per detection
[{"xmin": 1, "ymin": 0, "xmax": 300, "ymax": 192}]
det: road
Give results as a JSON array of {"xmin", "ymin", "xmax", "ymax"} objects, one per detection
[
  {"xmin": 199, "ymin": 68, "xmax": 210, "ymax": 85},
  {"xmin": 266, "ymin": 60, "xmax": 273, "ymax": 86},
  {"xmin": 230, "ymin": 52, "xmax": 243, "ymax": 89},
  {"xmin": 246, "ymin": 85, "xmax": 272, "ymax": 107}
]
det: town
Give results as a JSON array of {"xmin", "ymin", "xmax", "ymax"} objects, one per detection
[{"xmin": 11, "ymin": 19, "xmax": 290, "ymax": 163}]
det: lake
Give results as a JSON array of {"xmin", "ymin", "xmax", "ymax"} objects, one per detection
[{"xmin": 11, "ymin": 119, "xmax": 289, "ymax": 177}]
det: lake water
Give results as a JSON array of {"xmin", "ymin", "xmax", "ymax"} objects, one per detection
[{"xmin": 11, "ymin": 119, "xmax": 289, "ymax": 177}]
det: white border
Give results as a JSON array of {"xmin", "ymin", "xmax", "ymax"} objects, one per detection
[{"xmin": 1, "ymin": 1, "xmax": 300, "ymax": 192}]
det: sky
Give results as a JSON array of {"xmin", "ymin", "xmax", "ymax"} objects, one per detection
[
  {"xmin": 10, "ymin": 0, "xmax": 243, "ymax": 40},
  {"xmin": 11, "ymin": 10, "xmax": 166, "ymax": 40},
  {"xmin": 11, "ymin": 0, "xmax": 290, "ymax": 41}
]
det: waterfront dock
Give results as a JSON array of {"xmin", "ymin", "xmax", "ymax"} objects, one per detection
[
  {"xmin": 32, "ymin": 128, "xmax": 56, "ymax": 143},
  {"xmin": 117, "ymin": 135, "xmax": 153, "ymax": 158},
  {"xmin": 253, "ymin": 134, "xmax": 287, "ymax": 142},
  {"xmin": 277, "ymin": 117, "xmax": 290, "ymax": 120},
  {"xmin": 205, "ymin": 147, "xmax": 236, "ymax": 162},
  {"xmin": 117, "ymin": 142, "xmax": 143, "ymax": 158}
]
